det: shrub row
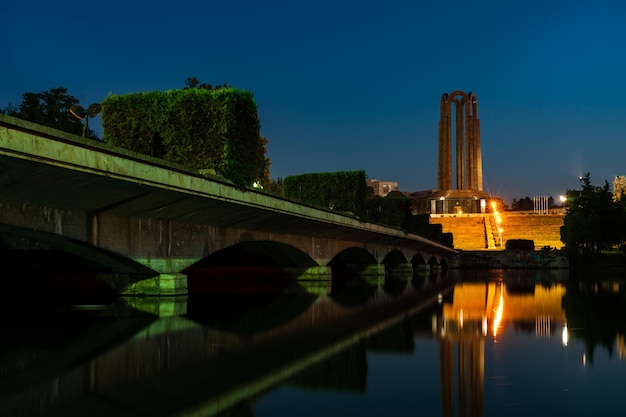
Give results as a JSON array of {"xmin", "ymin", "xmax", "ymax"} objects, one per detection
[
  {"xmin": 283, "ymin": 171, "xmax": 367, "ymax": 217},
  {"xmin": 101, "ymin": 88, "xmax": 267, "ymax": 186},
  {"xmin": 283, "ymin": 174, "xmax": 452, "ymax": 247}
]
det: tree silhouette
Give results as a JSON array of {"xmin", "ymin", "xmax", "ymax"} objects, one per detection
[
  {"xmin": 561, "ymin": 173, "xmax": 626, "ymax": 260},
  {"xmin": 1, "ymin": 87, "xmax": 98, "ymax": 139}
]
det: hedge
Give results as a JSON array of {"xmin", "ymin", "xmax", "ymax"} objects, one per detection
[
  {"xmin": 366, "ymin": 195, "xmax": 412, "ymax": 229},
  {"xmin": 101, "ymin": 88, "xmax": 266, "ymax": 186},
  {"xmin": 283, "ymin": 171, "xmax": 367, "ymax": 217}
]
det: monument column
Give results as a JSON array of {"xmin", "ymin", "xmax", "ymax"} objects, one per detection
[
  {"xmin": 438, "ymin": 94, "xmax": 452, "ymax": 191},
  {"xmin": 437, "ymin": 91, "xmax": 484, "ymax": 193}
]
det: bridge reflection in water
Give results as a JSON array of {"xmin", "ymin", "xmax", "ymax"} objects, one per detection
[
  {"xmin": 0, "ymin": 266, "xmax": 449, "ymax": 417},
  {"xmin": 0, "ymin": 269, "xmax": 569, "ymax": 417}
]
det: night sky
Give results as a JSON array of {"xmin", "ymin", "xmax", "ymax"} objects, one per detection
[{"xmin": 3, "ymin": 0, "xmax": 626, "ymax": 205}]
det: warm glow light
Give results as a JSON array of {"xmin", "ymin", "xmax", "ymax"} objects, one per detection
[
  {"xmin": 459, "ymin": 308, "xmax": 464, "ymax": 329},
  {"xmin": 493, "ymin": 286, "xmax": 504, "ymax": 339}
]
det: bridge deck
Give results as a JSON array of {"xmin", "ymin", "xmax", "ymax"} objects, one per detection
[{"xmin": 0, "ymin": 113, "xmax": 454, "ymax": 255}]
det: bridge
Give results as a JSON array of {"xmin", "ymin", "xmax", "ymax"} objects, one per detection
[{"xmin": 0, "ymin": 114, "xmax": 457, "ymax": 296}]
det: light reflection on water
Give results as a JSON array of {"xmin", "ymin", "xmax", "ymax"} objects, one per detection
[
  {"xmin": 255, "ymin": 269, "xmax": 626, "ymax": 417},
  {"xmin": 2, "ymin": 269, "xmax": 626, "ymax": 417}
]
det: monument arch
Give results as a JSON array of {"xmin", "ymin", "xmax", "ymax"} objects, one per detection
[{"xmin": 432, "ymin": 91, "xmax": 488, "ymax": 214}]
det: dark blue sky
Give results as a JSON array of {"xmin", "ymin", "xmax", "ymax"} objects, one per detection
[{"xmin": 3, "ymin": 0, "xmax": 626, "ymax": 205}]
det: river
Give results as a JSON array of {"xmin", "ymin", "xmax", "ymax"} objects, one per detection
[{"xmin": 1, "ymin": 268, "xmax": 625, "ymax": 417}]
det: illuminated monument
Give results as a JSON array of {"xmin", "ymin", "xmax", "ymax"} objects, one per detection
[{"xmin": 430, "ymin": 91, "xmax": 488, "ymax": 214}]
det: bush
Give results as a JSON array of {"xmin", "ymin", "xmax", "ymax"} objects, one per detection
[
  {"xmin": 283, "ymin": 171, "xmax": 367, "ymax": 217},
  {"xmin": 505, "ymin": 239, "xmax": 535, "ymax": 250},
  {"xmin": 101, "ymin": 88, "xmax": 267, "ymax": 186},
  {"xmin": 366, "ymin": 195, "xmax": 412, "ymax": 228}
]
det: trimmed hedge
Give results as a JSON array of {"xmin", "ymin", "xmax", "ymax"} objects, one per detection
[
  {"xmin": 505, "ymin": 239, "xmax": 535, "ymax": 250},
  {"xmin": 101, "ymin": 88, "xmax": 266, "ymax": 186},
  {"xmin": 283, "ymin": 171, "xmax": 367, "ymax": 217},
  {"xmin": 366, "ymin": 195, "xmax": 412, "ymax": 229}
]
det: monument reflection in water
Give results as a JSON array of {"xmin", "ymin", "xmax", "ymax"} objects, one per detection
[
  {"xmin": 3, "ymin": 268, "xmax": 626, "ymax": 417},
  {"xmin": 432, "ymin": 272, "xmax": 568, "ymax": 417},
  {"xmin": 256, "ymin": 269, "xmax": 626, "ymax": 417}
]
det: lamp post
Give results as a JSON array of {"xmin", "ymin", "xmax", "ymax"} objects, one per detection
[{"xmin": 70, "ymin": 103, "xmax": 101, "ymax": 138}]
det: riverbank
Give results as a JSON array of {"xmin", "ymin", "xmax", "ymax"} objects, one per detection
[{"xmin": 459, "ymin": 249, "xmax": 569, "ymax": 269}]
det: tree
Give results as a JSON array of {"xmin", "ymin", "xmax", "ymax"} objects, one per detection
[
  {"xmin": 256, "ymin": 135, "xmax": 272, "ymax": 188},
  {"xmin": 184, "ymin": 76, "xmax": 230, "ymax": 90},
  {"xmin": 265, "ymin": 177, "xmax": 283, "ymax": 195},
  {"xmin": 511, "ymin": 196, "xmax": 533, "ymax": 211},
  {"xmin": 385, "ymin": 190, "xmax": 408, "ymax": 199},
  {"xmin": 511, "ymin": 195, "xmax": 557, "ymax": 211},
  {"xmin": 560, "ymin": 173, "xmax": 626, "ymax": 260},
  {"xmin": 1, "ymin": 87, "xmax": 99, "ymax": 139}
]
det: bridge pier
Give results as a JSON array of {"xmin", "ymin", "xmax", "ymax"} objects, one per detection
[
  {"xmin": 123, "ymin": 272, "xmax": 188, "ymax": 297},
  {"xmin": 283, "ymin": 265, "xmax": 332, "ymax": 281},
  {"xmin": 386, "ymin": 262, "xmax": 414, "ymax": 276}
]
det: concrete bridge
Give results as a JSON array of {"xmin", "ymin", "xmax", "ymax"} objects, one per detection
[{"xmin": 0, "ymin": 113, "xmax": 456, "ymax": 296}]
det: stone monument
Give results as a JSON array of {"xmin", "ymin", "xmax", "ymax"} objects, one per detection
[{"xmin": 431, "ymin": 91, "xmax": 488, "ymax": 214}]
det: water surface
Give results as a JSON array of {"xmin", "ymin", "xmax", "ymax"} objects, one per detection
[{"xmin": 2, "ymin": 269, "xmax": 625, "ymax": 417}]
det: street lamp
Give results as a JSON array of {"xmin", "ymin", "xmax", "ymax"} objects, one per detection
[{"xmin": 70, "ymin": 103, "xmax": 101, "ymax": 137}]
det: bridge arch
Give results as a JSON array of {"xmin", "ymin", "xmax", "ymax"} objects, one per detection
[
  {"xmin": 328, "ymin": 247, "xmax": 380, "ymax": 306},
  {"xmin": 381, "ymin": 249, "xmax": 408, "ymax": 266},
  {"xmin": 327, "ymin": 247, "xmax": 377, "ymax": 271},
  {"xmin": 185, "ymin": 240, "xmax": 318, "ymax": 270},
  {"xmin": 440, "ymin": 258, "xmax": 449, "ymax": 273},
  {"xmin": 381, "ymin": 249, "xmax": 411, "ymax": 296},
  {"xmin": 0, "ymin": 223, "xmax": 156, "ymax": 296},
  {"xmin": 183, "ymin": 240, "xmax": 323, "ymax": 293},
  {"xmin": 411, "ymin": 252, "xmax": 427, "ymax": 267}
]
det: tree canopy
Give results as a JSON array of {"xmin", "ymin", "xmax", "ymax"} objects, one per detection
[
  {"xmin": 183, "ymin": 76, "xmax": 231, "ymax": 91},
  {"xmin": 511, "ymin": 196, "xmax": 555, "ymax": 211},
  {"xmin": 560, "ymin": 173, "xmax": 626, "ymax": 259},
  {"xmin": 1, "ymin": 87, "xmax": 99, "ymax": 139}
]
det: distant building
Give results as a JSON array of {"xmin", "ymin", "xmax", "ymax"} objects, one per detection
[
  {"xmin": 614, "ymin": 175, "xmax": 626, "ymax": 201},
  {"xmin": 367, "ymin": 179, "xmax": 399, "ymax": 197}
]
